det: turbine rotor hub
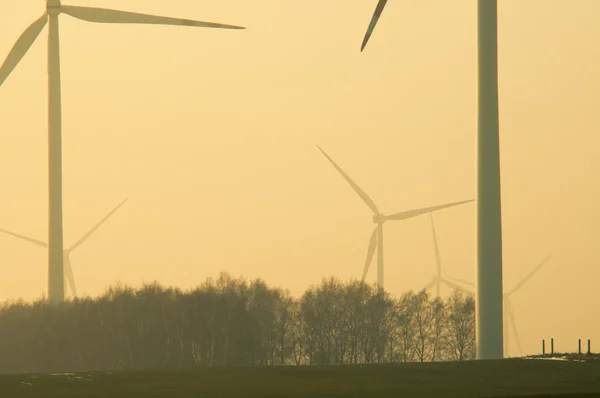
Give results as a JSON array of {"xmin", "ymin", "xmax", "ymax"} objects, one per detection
[{"xmin": 372, "ymin": 214, "xmax": 386, "ymax": 224}]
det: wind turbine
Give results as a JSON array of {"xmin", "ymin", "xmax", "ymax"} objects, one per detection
[
  {"xmin": 0, "ymin": 198, "xmax": 128, "ymax": 299},
  {"xmin": 360, "ymin": 0, "xmax": 504, "ymax": 359},
  {"xmin": 0, "ymin": 1, "xmax": 245, "ymax": 303},
  {"xmin": 422, "ymin": 213, "xmax": 471, "ymax": 298},
  {"xmin": 317, "ymin": 145, "xmax": 473, "ymax": 293},
  {"xmin": 451, "ymin": 254, "xmax": 552, "ymax": 357}
]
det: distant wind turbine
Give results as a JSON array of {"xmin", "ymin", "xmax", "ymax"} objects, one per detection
[
  {"xmin": 0, "ymin": 1, "xmax": 245, "ymax": 303},
  {"xmin": 317, "ymin": 145, "xmax": 473, "ymax": 293},
  {"xmin": 359, "ymin": 0, "xmax": 504, "ymax": 360},
  {"xmin": 422, "ymin": 213, "xmax": 472, "ymax": 298},
  {"xmin": 0, "ymin": 199, "xmax": 128, "ymax": 299},
  {"xmin": 451, "ymin": 254, "xmax": 552, "ymax": 356}
]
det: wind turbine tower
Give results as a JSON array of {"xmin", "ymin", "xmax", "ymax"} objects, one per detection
[
  {"xmin": 359, "ymin": 0, "xmax": 504, "ymax": 359},
  {"xmin": 0, "ymin": 1, "xmax": 245, "ymax": 303},
  {"xmin": 452, "ymin": 254, "xmax": 552, "ymax": 357}
]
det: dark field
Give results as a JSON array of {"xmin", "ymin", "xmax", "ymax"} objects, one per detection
[{"xmin": 1, "ymin": 359, "xmax": 599, "ymax": 398}]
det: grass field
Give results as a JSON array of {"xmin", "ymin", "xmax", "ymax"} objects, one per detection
[{"xmin": 1, "ymin": 359, "xmax": 599, "ymax": 398}]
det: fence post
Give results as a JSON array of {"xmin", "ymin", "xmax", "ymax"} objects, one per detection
[
  {"xmin": 542, "ymin": 339, "xmax": 546, "ymax": 355},
  {"xmin": 588, "ymin": 339, "xmax": 591, "ymax": 355},
  {"xmin": 551, "ymin": 338, "xmax": 554, "ymax": 354},
  {"xmin": 578, "ymin": 339, "xmax": 581, "ymax": 354}
]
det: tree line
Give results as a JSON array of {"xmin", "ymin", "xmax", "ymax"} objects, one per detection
[{"xmin": 0, "ymin": 273, "xmax": 475, "ymax": 374}]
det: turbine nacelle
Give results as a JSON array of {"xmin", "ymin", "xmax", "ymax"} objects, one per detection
[
  {"xmin": 372, "ymin": 214, "xmax": 387, "ymax": 224},
  {"xmin": 317, "ymin": 145, "xmax": 474, "ymax": 292},
  {"xmin": 47, "ymin": 0, "xmax": 61, "ymax": 15}
]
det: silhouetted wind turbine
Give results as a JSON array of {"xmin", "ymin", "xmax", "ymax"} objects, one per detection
[
  {"xmin": 451, "ymin": 254, "xmax": 552, "ymax": 357},
  {"xmin": 360, "ymin": 0, "xmax": 504, "ymax": 359},
  {"xmin": 0, "ymin": 199, "xmax": 128, "ymax": 299},
  {"xmin": 317, "ymin": 145, "xmax": 473, "ymax": 293},
  {"xmin": 0, "ymin": 1, "xmax": 245, "ymax": 303},
  {"xmin": 422, "ymin": 213, "xmax": 471, "ymax": 298}
]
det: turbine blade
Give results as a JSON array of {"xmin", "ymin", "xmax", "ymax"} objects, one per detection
[
  {"xmin": 64, "ymin": 256, "xmax": 78, "ymax": 298},
  {"xmin": 360, "ymin": 0, "xmax": 388, "ymax": 52},
  {"xmin": 430, "ymin": 213, "xmax": 442, "ymax": 277},
  {"xmin": 0, "ymin": 13, "xmax": 48, "ymax": 87},
  {"xmin": 61, "ymin": 6, "xmax": 245, "ymax": 29},
  {"xmin": 386, "ymin": 199, "xmax": 474, "ymax": 221},
  {"xmin": 0, "ymin": 228, "xmax": 47, "ymax": 248},
  {"xmin": 68, "ymin": 199, "xmax": 128, "ymax": 252},
  {"xmin": 317, "ymin": 146, "xmax": 380, "ymax": 215},
  {"xmin": 507, "ymin": 254, "xmax": 552, "ymax": 295},
  {"xmin": 362, "ymin": 227, "xmax": 378, "ymax": 281},
  {"xmin": 422, "ymin": 279, "xmax": 436, "ymax": 292},
  {"xmin": 449, "ymin": 277, "xmax": 475, "ymax": 287},
  {"xmin": 506, "ymin": 300, "xmax": 522, "ymax": 355},
  {"xmin": 441, "ymin": 278, "xmax": 474, "ymax": 295}
]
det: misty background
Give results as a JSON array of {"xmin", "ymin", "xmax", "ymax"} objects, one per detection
[{"xmin": 0, "ymin": 0, "xmax": 599, "ymax": 359}]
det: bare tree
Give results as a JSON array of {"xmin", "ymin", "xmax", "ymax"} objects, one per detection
[
  {"xmin": 395, "ymin": 291, "xmax": 417, "ymax": 362},
  {"xmin": 0, "ymin": 274, "xmax": 477, "ymax": 373},
  {"xmin": 445, "ymin": 290, "xmax": 476, "ymax": 361},
  {"xmin": 343, "ymin": 280, "xmax": 372, "ymax": 364},
  {"xmin": 428, "ymin": 296, "xmax": 447, "ymax": 362},
  {"xmin": 413, "ymin": 289, "xmax": 436, "ymax": 362}
]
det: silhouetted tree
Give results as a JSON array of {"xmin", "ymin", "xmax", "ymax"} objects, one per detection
[
  {"xmin": 444, "ymin": 290, "xmax": 476, "ymax": 361},
  {"xmin": 0, "ymin": 272, "xmax": 476, "ymax": 373}
]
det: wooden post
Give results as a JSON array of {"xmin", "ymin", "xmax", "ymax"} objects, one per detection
[
  {"xmin": 551, "ymin": 338, "xmax": 554, "ymax": 354},
  {"xmin": 588, "ymin": 339, "xmax": 591, "ymax": 355},
  {"xmin": 542, "ymin": 340, "xmax": 546, "ymax": 355},
  {"xmin": 578, "ymin": 339, "xmax": 582, "ymax": 354}
]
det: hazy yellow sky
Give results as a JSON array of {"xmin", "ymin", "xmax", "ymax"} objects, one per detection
[{"xmin": 1, "ymin": 0, "xmax": 599, "ymax": 357}]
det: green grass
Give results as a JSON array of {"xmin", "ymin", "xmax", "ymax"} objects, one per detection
[{"xmin": 1, "ymin": 359, "xmax": 599, "ymax": 397}]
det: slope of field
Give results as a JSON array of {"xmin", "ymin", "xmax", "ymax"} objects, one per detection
[{"xmin": 0, "ymin": 359, "xmax": 599, "ymax": 398}]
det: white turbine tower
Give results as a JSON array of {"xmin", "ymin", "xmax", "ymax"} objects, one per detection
[
  {"xmin": 422, "ymin": 213, "xmax": 472, "ymax": 298},
  {"xmin": 0, "ymin": 1, "xmax": 245, "ymax": 303},
  {"xmin": 0, "ymin": 199, "xmax": 128, "ymax": 299},
  {"xmin": 317, "ymin": 145, "xmax": 473, "ymax": 293},
  {"xmin": 451, "ymin": 254, "xmax": 552, "ymax": 357},
  {"xmin": 360, "ymin": 0, "xmax": 504, "ymax": 359}
]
